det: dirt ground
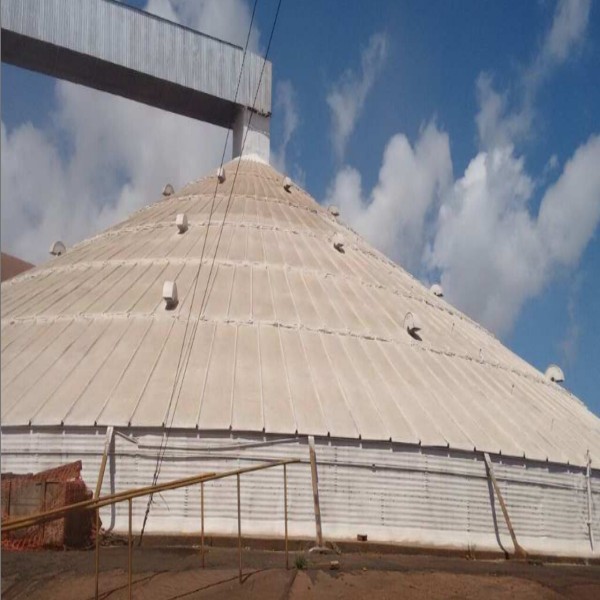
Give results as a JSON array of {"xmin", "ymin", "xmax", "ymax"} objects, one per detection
[{"xmin": 2, "ymin": 544, "xmax": 600, "ymax": 599}]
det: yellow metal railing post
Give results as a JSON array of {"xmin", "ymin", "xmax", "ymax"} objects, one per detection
[
  {"xmin": 128, "ymin": 498, "xmax": 133, "ymax": 600},
  {"xmin": 237, "ymin": 473, "xmax": 242, "ymax": 583},
  {"xmin": 1, "ymin": 459, "xmax": 301, "ymax": 595},
  {"xmin": 95, "ymin": 509, "xmax": 100, "ymax": 600},
  {"xmin": 284, "ymin": 463, "xmax": 288, "ymax": 569},
  {"xmin": 201, "ymin": 481, "xmax": 205, "ymax": 568}
]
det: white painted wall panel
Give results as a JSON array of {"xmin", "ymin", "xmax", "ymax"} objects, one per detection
[{"xmin": 1, "ymin": 428, "xmax": 597, "ymax": 558}]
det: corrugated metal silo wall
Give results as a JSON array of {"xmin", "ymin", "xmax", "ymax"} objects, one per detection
[{"xmin": 1, "ymin": 428, "xmax": 598, "ymax": 558}]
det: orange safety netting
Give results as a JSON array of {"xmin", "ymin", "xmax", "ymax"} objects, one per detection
[{"xmin": 1, "ymin": 461, "xmax": 95, "ymax": 550}]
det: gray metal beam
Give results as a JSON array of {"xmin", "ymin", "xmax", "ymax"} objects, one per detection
[{"xmin": 1, "ymin": 0, "xmax": 271, "ymax": 153}]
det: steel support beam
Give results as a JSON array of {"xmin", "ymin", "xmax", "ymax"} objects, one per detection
[{"xmin": 1, "ymin": 0, "xmax": 271, "ymax": 160}]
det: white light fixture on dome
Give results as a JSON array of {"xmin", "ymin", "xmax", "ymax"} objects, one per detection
[
  {"xmin": 404, "ymin": 312, "xmax": 422, "ymax": 339},
  {"xmin": 162, "ymin": 281, "xmax": 178, "ymax": 310},
  {"xmin": 176, "ymin": 213, "xmax": 188, "ymax": 234},
  {"xmin": 545, "ymin": 364, "xmax": 565, "ymax": 383},
  {"xmin": 49, "ymin": 241, "xmax": 66, "ymax": 256},
  {"xmin": 333, "ymin": 233, "xmax": 345, "ymax": 253},
  {"xmin": 430, "ymin": 283, "xmax": 444, "ymax": 297},
  {"xmin": 283, "ymin": 176, "xmax": 292, "ymax": 192},
  {"xmin": 162, "ymin": 183, "xmax": 174, "ymax": 196},
  {"xmin": 217, "ymin": 167, "xmax": 226, "ymax": 183}
]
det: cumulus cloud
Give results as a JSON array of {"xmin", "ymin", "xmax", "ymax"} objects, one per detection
[
  {"xmin": 537, "ymin": 136, "xmax": 600, "ymax": 264},
  {"xmin": 271, "ymin": 80, "xmax": 299, "ymax": 176},
  {"xmin": 146, "ymin": 0, "xmax": 260, "ymax": 51},
  {"xmin": 327, "ymin": 32, "xmax": 388, "ymax": 161},
  {"xmin": 330, "ymin": 128, "xmax": 600, "ymax": 338},
  {"xmin": 477, "ymin": 0, "xmax": 590, "ymax": 149},
  {"xmin": 428, "ymin": 136, "xmax": 600, "ymax": 335},
  {"xmin": 327, "ymin": 123, "xmax": 452, "ymax": 272},
  {"xmin": 537, "ymin": 0, "xmax": 591, "ymax": 69},
  {"xmin": 1, "ymin": 0, "xmax": 259, "ymax": 265},
  {"xmin": 474, "ymin": 73, "xmax": 533, "ymax": 150},
  {"xmin": 430, "ymin": 0, "xmax": 596, "ymax": 335},
  {"xmin": 559, "ymin": 272, "xmax": 582, "ymax": 366},
  {"xmin": 1, "ymin": 88, "xmax": 228, "ymax": 264},
  {"xmin": 327, "ymin": 2, "xmax": 598, "ymax": 337}
]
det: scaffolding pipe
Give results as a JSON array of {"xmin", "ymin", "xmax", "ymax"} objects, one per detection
[
  {"xmin": 128, "ymin": 498, "xmax": 133, "ymax": 600},
  {"xmin": 484, "ymin": 452, "xmax": 527, "ymax": 559},
  {"xmin": 4, "ymin": 472, "xmax": 215, "ymax": 532},
  {"xmin": 95, "ymin": 426, "xmax": 114, "ymax": 499},
  {"xmin": 95, "ymin": 509, "xmax": 100, "ymax": 600},
  {"xmin": 237, "ymin": 473, "xmax": 242, "ymax": 583},
  {"xmin": 284, "ymin": 463, "xmax": 289, "ymax": 569},
  {"xmin": 587, "ymin": 451, "xmax": 595, "ymax": 551},
  {"xmin": 201, "ymin": 482, "xmax": 205, "ymax": 568}
]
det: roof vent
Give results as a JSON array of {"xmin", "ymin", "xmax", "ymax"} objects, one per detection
[
  {"xmin": 162, "ymin": 184, "xmax": 174, "ymax": 196},
  {"xmin": 404, "ymin": 312, "xmax": 422, "ymax": 339},
  {"xmin": 49, "ymin": 241, "xmax": 66, "ymax": 256},
  {"xmin": 430, "ymin": 283, "xmax": 444, "ymax": 297},
  {"xmin": 176, "ymin": 213, "xmax": 188, "ymax": 234},
  {"xmin": 217, "ymin": 167, "xmax": 226, "ymax": 183},
  {"xmin": 283, "ymin": 176, "xmax": 292, "ymax": 192},
  {"xmin": 545, "ymin": 364, "xmax": 564, "ymax": 383},
  {"xmin": 333, "ymin": 233, "xmax": 345, "ymax": 253},
  {"xmin": 162, "ymin": 281, "xmax": 178, "ymax": 310},
  {"xmin": 328, "ymin": 205, "xmax": 340, "ymax": 217}
]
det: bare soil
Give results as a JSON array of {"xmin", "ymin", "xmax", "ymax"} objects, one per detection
[{"xmin": 2, "ymin": 544, "xmax": 600, "ymax": 599}]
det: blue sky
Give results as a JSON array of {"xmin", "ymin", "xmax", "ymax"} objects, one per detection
[{"xmin": 2, "ymin": 0, "xmax": 599, "ymax": 415}]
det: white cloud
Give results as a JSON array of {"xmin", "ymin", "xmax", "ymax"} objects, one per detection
[
  {"xmin": 539, "ymin": 0, "xmax": 591, "ymax": 66},
  {"xmin": 540, "ymin": 153, "xmax": 560, "ymax": 184},
  {"xmin": 428, "ymin": 136, "xmax": 600, "ymax": 335},
  {"xmin": 537, "ymin": 135, "xmax": 600, "ymax": 265},
  {"xmin": 431, "ymin": 0, "xmax": 596, "ymax": 335},
  {"xmin": 144, "ymin": 0, "xmax": 179, "ymax": 22},
  {"xmin": 145, "ymin": 0, "xmax": 260, "ymax": 51},
  {"xmin": 559, "ymin": 272, "xmax": 582, "ymax": 366},
  {"xmin": 327, "ymin": 32, "xmax": 388, "ymax": 161},
  {"xmin": 477, "ymin": 0, "xmax": 591, "ymax": 150},
  {"xmin": 326, "ymin": 3, "xmax": 597, "ymax": 337},
  {"xmin": 1, "ymin": 88, "xmax": 229, "ymax": 265},
  {"xmin": 1, "ymin": 0, "xmax": 258, "ymax": 265},
  {"xmin": 427, "ymin": 147, "xmax": 541, "ymax": 334},
  {"xmin": 327, "ymin": 123, "xmax": 452, "ymax": 272},
  {"xmin": 327, "ymin": 129, "xmax": 600, "ymax": 338},
  {"xmin": 271, "ymin": 80, "xmax": 299, "ymax": 175},
  {"xmin": 475, "ymin": 73, "xmax": 533, "ymax": 150}
]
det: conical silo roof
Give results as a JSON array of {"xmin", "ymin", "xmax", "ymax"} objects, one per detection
[{"xmin": 2, "ymin": 157, "xmax": 599, "ymax": 466}]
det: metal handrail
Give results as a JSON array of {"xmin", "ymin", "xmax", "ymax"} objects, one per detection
[
  {"xmin": 2, "ymin": 458, "xmax": 300, "ymax": 598},
  {"xmin": 2, "ymin": 459, "xmax": 297, "ymax": 531}
]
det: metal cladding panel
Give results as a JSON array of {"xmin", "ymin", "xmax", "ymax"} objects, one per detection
[
  {"xmin": 1, "ymin": 0, "xmax": 271, "ymax": 115},
  {"xmin": 2, "ymin": 158, "xmax": 600, "ymax": 467},
  {"xmin": 1, "ymin": 429, "xmax": 598, "ymax": 558}
]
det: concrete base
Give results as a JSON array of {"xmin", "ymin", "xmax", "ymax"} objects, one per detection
[{"xmin": 134, "ymin": 533, "xmax": 600, "ymax": 566}]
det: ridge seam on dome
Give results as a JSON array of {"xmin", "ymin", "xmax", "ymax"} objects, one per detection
[
  {"xmin": 1, "ymin": 257, "xmax": 474, "ymax": 326},
  {"xmin": 1, "ymin": 310, "xmax": 565, "ymax": 390}
]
